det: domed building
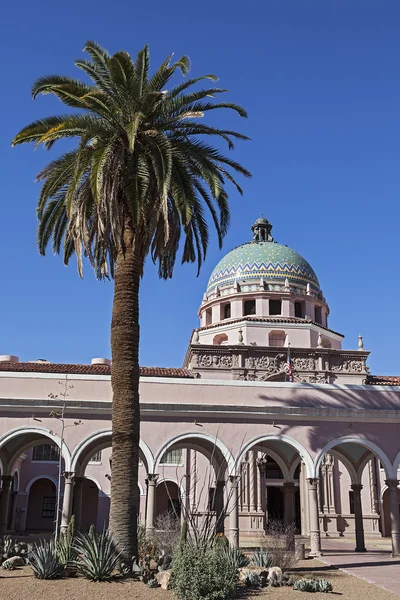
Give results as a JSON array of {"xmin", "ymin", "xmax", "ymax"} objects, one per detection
[
  {"xmin": 185, "ymin": 217, "xmax": 364, "ymax": 384},
  {"xmin": 0, "ymin": 216, "xmax": 399, "ymax": 560}
]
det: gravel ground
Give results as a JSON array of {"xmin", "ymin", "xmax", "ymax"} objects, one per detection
[{"xmin": 0, "ymin": 560, "xmax": 399, "ymax": 600}]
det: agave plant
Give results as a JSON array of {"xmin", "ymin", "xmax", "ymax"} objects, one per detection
[
  {"xmin": 29, "ymin": 540, "xmax": 64, "ymax": 579},
  {"xmin": 57, "ymin": 516, "xmax": 77, "ymax": 568},
  {"xmin": 219, "ymin": 545, "xmax": 249, "ymax": 570},
  {"xmin": 249, "ymin": 548, "xmax": 273, "ymax": 568},
  {"xmin": 73, "ymin": 529, "xmax": 121, "ymax": 581}
]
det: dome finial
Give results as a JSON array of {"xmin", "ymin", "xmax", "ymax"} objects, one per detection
[{"xmin": 251, "ymin": 215, "xmax": 274, "ymax": 243}]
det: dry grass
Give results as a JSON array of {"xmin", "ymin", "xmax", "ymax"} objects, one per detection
[{"xmin": 0, "ymin": 559, "xmax": 399, "ymax": 600}]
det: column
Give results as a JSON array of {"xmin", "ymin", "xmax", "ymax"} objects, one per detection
[
  {"xmin": 369, "ymin": 459, "xmax": 379, "ymax": 515},
  {"xmin": 73, "ymin": 477, "xmax": 84, "ymax": 530},
  {"xmin": 351, "ymin": 484, "xmax": 366, "ymax": 552},
  {"xmin": 8, "ymin": 491, "xmax": 17, "ymax": 532},
  {"xmin": 257, "ymin": 455, "xmax": 263, "ymax": 513},
  {"xmin": 228, "ymin": 475, "xmax": 240, "ymax": 547},
  {"xmin": 257, "ymin": 456, "xmax": 267, "ymax": 529},
  {"xmin": 0, "ymin": 476, "xmax": 13, "ymax": 537},
  {"xmin": 191, "ymin": 451, "xmax": 197, "ymax": 513},
  {"xmin": 214, "ymin": 480, "xmax": 225, "ymax": 534},
  {"xmin": 300, "ymin": 462, "xmax": 309, "ymax": 535},
  {"xmin": 145, "ymin": 474, "xmax": 158, "ymax": 535},
  {"xmin": 385, "ymin": 479, "xmax": 400, "ymax": 556},
  {"xmin": 249, "ymin": 451, "xmax": 257, "ymax": 511},
  {"xmin": 307, "ymin": 478, "xmax": 321, "ymax": 556},
  {"xmin": 326, "ymin": 455, "xmax": 335, "ymax": 514},
  {"xmin": 283, "ymin": 482, "xmax": 296, "ymax": 525},
  {"xmin": 61, "ymin": 472, "xmax": 75, "ymax": 535}
]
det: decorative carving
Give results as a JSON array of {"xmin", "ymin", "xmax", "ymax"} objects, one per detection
[
  {"xmin": 330, "ymin": 357, "xmax": 365, "ymax": 373},
  {"xmin": 197, "ymin": 353, "xmax": 232, "ymax": 368},
  {"xmin": 309, "ymin": 373, "xmax": 328, "ymax": 384},
  {"xmin": 218, "ymin": 355, "xmax": 233, "ymax": 368},
  {"xmin": 293, "ymin": 357, "xmax": 316, "ymax": 371},
  {"xmin": 197, "ymin": 354, "xmax": 213, "ymax": 368}
]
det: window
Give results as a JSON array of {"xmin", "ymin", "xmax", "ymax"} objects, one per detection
[
  {"xmin": 222, "ymin": 303, "xmax": 231, "ymax": 320},
  {"xmin": 269, "ymin": 331, "xmax": 286, "ymax": 347},
  {"xmin": 243, "ymin": 299, "xmax": 256, "ymax": 316},
  {"xmin": 314, "ymin": 306, "xmax": 322, "ymax": 324},
  {"xmin": 89, "ymin": 451, "xmax": 102, "ymax": 464},
  {"xmin": 32, "ymin": 444, "xmax": 60, "ymax": 462},
  {"xmin": 205, "ymin": 308, "xmax": 212, "ymax": 326},
  {"xmin": 294, "ymin": 301, "xmax": 304, "ymax": 318},
  {"xmin": 265, "ymin": 457, "xmax": 283, "ymax": 479},
  {"xmin": 41, "ymin": 496, "xmax": 56, "ymax": 519},
  {"xmin": 269, "ymin": 299, "xmax": 282, "ymax": 315},
  {"xmin": 349, "ymin": 491, "xmax": 355, "ymax": 514},
  {"xmin": 160, "ymin": 449, "xmax": 183, "ymax": 465}
]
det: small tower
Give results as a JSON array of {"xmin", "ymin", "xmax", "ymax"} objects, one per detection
[{"xmin": 251, "ymin": 215, "xmax": 274, "ymax": 242}]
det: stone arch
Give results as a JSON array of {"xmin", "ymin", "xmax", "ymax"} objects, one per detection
[
  {"xmin": 0, "ymin": 426, "xmax": 71, "ymax": 473},
  {"xmin": 328, "ymin": 449, "xmax": 359, "ymax": 484},
  {"xmin": 390, "ymin": 450, "xmax": 400, "ymax": 478},
  {"xmin": 26, "ymin": 474, "xmax": 59, "ymax": 494},
  {"xmin": 235, "ymin": 434, "xmax": 314, "ymax": 478},
  {"xmin": 70, "ymin": 429, "xmax": 154, "ymax": 474},
  {"xmin": 82, "ymin": 474, "xmax": 104, "ymax": 495},
  {"xmin": 314, "ymin": 436, "xmax": 393, "ymax": 479},
  {"xmin": 155, "ymin": 478, "xmax": 182, "ymax": 520},
  {"xmin": 288, "ymin": 456, "xmax": 301, "ymax": 481},
  {"xmin": 154, "ymin": 432, "xmax": 235, "ymax": 476},
  {"xmin": 26, "ymin": 477, "xmax": 57, "ymax": 531}
]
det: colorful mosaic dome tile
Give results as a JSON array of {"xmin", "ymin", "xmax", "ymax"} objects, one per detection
[{"xmin": 206, "ymin": 241, "xmax": 320, "ymax": 295}]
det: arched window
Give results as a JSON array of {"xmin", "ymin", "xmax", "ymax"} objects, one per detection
[
  {"xmin": 160, "ymin": 449, "xmax": 183, "ymax": 465},
  {"xmin": 265, "ymin": 457, "xmax": 284, "ymax": 479},
  {"xmin": 243, "ymin": 299, "xmax": 256, "ymax": 316},
  {"xmin": 269, "ymin": 330, "xmax": 286, "ymax": 347},
  {"xmin": 221, "ymin": 303, "xmax": 231, "ymax": 320},
  {"xmin": 314, "ymin": 306, "xmax": 322, "ymax": 324}
]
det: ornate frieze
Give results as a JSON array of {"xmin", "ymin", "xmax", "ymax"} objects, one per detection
[{"xmin": 186, "ymin": 345, "xmax": 369, "ymax": 384}]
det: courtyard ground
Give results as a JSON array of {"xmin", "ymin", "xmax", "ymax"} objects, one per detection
[{"xmin": 1, "ymin": 558, "xmax": 399, "ymax": 600}]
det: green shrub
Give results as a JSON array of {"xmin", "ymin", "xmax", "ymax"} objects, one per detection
[
  {"xmin": 249, "ymin": 548, "xmax": 273, "ymax": 568},
  {"xmin": 172, "ymin": 542, "xmax": 237, "ymax": 600},
  {"xmin": 292, "ymin": 578, "xmax": 333, "ymax": 593},
  {"xmin": 147, "ymin": 578, "xmax": 159, "ymax": 588},
  {"xmin": 73, "ymin": 529, "xmax": 121, "ymax": 581},
  {"xmin": 29, "ymin": 540, "xmax": 64, "ymax": 579},
  {"xmin": 219, "ymin": 546, "xmax": 249, "ymax": 570}
]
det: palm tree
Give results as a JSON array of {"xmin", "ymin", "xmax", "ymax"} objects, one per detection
[{"xmin": 12, "ymin": 41, "xmax": 250, "ymax": 560}]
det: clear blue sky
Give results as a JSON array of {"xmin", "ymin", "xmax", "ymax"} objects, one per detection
[{"xmin": 1, "ymin": 0, "xmax": 399, "ymax": 374}]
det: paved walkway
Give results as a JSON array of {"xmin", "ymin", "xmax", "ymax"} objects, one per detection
[{"xmin": 320, "ymin": 537, "xmax": 400, "ymax": 596}]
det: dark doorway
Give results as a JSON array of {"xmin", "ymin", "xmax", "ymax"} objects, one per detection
[{"xmin": 266, "ymin": 486, "xmax": 284, "ymax": 521}]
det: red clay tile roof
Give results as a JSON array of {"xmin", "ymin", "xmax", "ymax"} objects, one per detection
[
  {"xmin": 0, "ymin": 362, "xmax": 193, "ymax": 378},
  {"xmin": 198, "ymin": 316, "xmax": 344, "ymax": 337},
  {"xmin": 366, "ymin": 375, "xmax": 400, "ymax": 386}
]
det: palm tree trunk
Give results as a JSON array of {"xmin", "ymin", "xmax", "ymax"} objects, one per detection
[{"xmin": 109, "ymin": 227, "xmax": 141, "ymax": 562}]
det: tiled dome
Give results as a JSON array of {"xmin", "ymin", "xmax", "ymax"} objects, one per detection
[{"xmin": 206, "ymin": 241, "xmax": 320, "ymax": 296}]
